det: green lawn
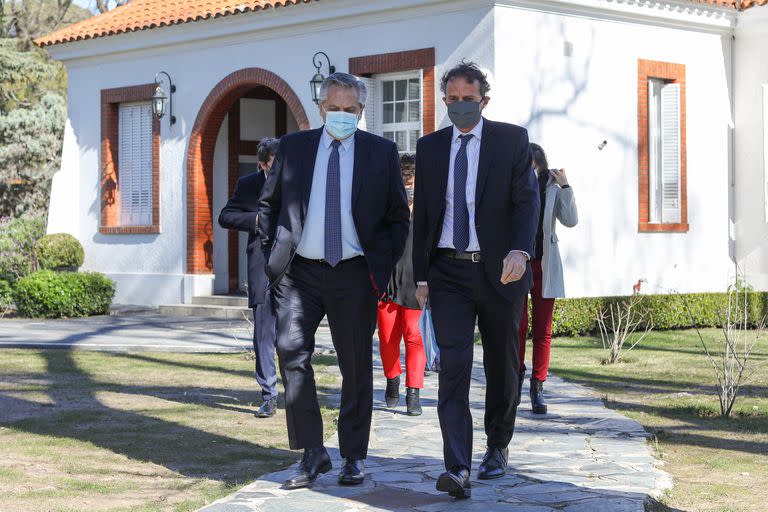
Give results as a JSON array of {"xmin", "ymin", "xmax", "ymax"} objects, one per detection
[
  {"xmin": 546, "ymin": 329, "xmax": 768, "ymax": 512},
  {"xmin": 0, "ymin": 349, "xmax": 341, "ymax": 512}
]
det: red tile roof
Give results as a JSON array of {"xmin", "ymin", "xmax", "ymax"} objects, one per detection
[
  {"xmin": 35, "ymin": 0, "xmax": 316, "ymax": 47},
  {"xmin": 689, "ymin": 0, "xmax": 768, "ymax": 8},
  {"xmin": 34, "ymin": 0, "xmax": 766, "ymax": 48}
]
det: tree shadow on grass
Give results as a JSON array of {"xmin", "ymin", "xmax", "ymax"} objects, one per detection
[
  {"xmin": 0, "ymin": 349, "xmax": 339, "ymax": 484},
  {"xmin": 552, "ymin": 366, "xmax": 768, "ymax": 398}
]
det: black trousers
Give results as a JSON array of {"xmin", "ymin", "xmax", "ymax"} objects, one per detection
[
  {"xmin": 273, "ymin": 255, "xmax": 377, "ymax": 459},
  {"xmin": 253, "ymin": 288, "xmax": 278, "ymax": 402},
  {"xmin": 428, "ymin": 254, "xmax": 524, "ymax": 471}
]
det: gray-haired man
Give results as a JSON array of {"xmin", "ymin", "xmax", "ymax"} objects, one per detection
[{"xmin": 258, "ymin": 73, "xmax": 409, "ymax": 489}]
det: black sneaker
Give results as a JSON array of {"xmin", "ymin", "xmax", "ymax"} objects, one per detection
[{"xmin": 256, "ymin": 397, "xmax": 278, "ymax": 418}]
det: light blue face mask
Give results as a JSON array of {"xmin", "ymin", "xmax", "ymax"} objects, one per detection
[{"xmin": 325, "ymin": 111, "xmax": 360, "ymax": 140}]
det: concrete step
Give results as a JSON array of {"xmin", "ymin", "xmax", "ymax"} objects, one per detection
[
  {"xmin": 158, "ymin": 303, "xmax": 253, "ymax": 320},
  {"xmin": 192, "ymin": 295, "xmax": 248, "ymax": 307}
]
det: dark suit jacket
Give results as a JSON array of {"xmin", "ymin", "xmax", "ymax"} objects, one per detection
[
  {"xmin": 258, "ymin": 128, "xmax": 410, "ymax": 297},
  {"xmin": 412, "ymin": 118, "xmax": 540, "ymax": 300},
  {"xmin": 218, "ymin": 171, "xmax": 268, "ymax": 308}
]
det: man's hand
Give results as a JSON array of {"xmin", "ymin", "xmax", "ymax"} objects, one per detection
[
  {"xmin": 501, "ymin": 251, "xmax": 527, "ymax": 284},
  {"xmin": 415, "ymin": 284, "xmax": 429, "ymax": 309}
]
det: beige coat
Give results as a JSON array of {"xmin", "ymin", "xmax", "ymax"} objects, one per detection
[{"xmin": 540, "ymin": 177, "xmax": 578, "ymax": 298}]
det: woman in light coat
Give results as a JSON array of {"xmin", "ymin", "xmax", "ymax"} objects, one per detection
[{"xmin": 518, "ymin": 143, "xmax": 578, "ymax": 415}]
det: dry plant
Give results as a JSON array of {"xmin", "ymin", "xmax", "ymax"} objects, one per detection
[
  {"xmin": 680, "ymin": 285, "xmax": 764, "ymax": 418},
  {"xmin": 596, "ymin": 295, "xmax": 653, "ymax": 364},
  {"xmin": 227, "ymin": 311, "xmax": 256, "ymax": 360}
]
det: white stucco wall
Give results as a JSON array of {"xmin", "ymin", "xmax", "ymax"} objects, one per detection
[
  {"xmin": 47, "ymin": 0, "xmax": 496, "ymax": 305},
  {"xmin": 734, "ymin": 7, "xmax": 768, "ymax": 290},
  {"xmin": 493, "ymin": 3, "xmax": 735, "ymax": 297},
  {"xmin": 45, "ymin": 0, "xmax": 739, "ymax": 304}
]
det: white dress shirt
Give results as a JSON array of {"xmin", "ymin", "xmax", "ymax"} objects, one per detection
[
  {"xmin": 296, "ymin": 128, "xmax": 364, "ymax": 260},
  {"xmin": 438, "ymin": 118, "xmax": 484, "ymax": 251}
]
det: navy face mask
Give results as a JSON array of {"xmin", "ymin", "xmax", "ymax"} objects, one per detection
[{"xmin": 447, "ymin": 100, "xmax": 483, "ymax": 130}]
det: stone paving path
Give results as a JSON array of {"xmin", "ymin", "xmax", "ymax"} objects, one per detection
[{"xmin": 199, "ymin": 331, "xmax": 671, "ymax": 512}]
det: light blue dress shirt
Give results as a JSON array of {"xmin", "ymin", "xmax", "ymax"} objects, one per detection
[{"xmin": 296, "ymin": 128, "xmax": 364, "ymax": 260}]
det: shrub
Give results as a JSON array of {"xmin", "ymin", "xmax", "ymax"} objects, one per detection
[
  {"xmin": 0, "ymin": 215, "xmax": 46, "ymax": 283},
  {"xmin": 35, "ymin": 233, "xmax": 84, "ymax": 270},
  {"xmin": 0, "ymin": 279, "xmax": 12, "ymax": 309},
  {"xmin": 13, "ymin": 270, "xmax": 115, "ymax": 318},
  {"xmin": 549, "ymin": 292, "xmax": 768, "ymax": 337}
]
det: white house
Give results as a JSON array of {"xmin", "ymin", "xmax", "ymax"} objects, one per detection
[{"xmin": 35, "ymin": 0, "xmax": 768, "ymax": 306}]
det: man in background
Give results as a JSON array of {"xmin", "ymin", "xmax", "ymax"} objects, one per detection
[{"xmin": 219, "ymin": 137, "xmax": 280, "ymax": 418}]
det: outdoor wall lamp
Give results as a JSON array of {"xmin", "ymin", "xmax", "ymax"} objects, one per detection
[
  {"xmin": 153, "ymin": 71, "xmax": 176, "ymax": 127},
  {"xmin": 310, "ymin": 51, "xmax": 335, "ymax": 104}
]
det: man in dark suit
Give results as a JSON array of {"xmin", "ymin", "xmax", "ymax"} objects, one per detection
[
  {"xmin": 218, "ymin": 138, "xmax": 280, "ymax": 418},
  {"xmin": 258, "ymin": 73, "xmax": 409, "ymax": 489},
  {"xmin": 412, "ymin": 62, "xmax": 540, "ymax": 499}
]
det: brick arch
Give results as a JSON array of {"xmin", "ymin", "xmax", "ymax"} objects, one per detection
[{"xmin": 185, "ymin": 68, "xmax": 309, "ymax": 274}]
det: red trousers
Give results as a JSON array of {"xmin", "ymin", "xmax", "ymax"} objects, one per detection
[
  {"xmin": 519, "ymin": 259, "xmax": 556, "ymax": 382},
  {"xmin": 377, "ymin": 301, "xmax": 426, "ymax": 389}
]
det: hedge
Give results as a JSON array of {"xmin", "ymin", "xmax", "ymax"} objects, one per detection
[
  {"xmin": 35, "ymin": 233, "xmax": 84, "ymax": 270},
  {"xmin": 549, "ymin": 292, "xmax": 768, "ymax": 337},
  {"xmin": 0, "ymin": 279, "xmax": 12, "ymax": 309},
  {"xmin": 0, "ymin": 215, "xmax": 46, "ymax": 283},
  {"xmin": 13, "ymin": 270, "xmax": 116, "ymax": 318}
]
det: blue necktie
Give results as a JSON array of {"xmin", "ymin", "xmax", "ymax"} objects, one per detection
[
  {"xmin": 453, "ymin": 134, "xmax": 473, "ymax": 253},
  {"xmin": 325, "ymin": 139, "xmax": 343, "ymax": 267}
]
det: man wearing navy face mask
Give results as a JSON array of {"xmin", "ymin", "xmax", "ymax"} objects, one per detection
[
  {"xmin": 412, "ymin": 61, "xmax": 539, "ymax": 499},
  {"xmin": 258, "ymin": 73, "xmax": 409, "ymax": 490}
]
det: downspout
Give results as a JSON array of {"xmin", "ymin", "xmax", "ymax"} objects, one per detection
[{"xmin": 728, "ymin": 21, "xmax": 737, "ymax": 269}]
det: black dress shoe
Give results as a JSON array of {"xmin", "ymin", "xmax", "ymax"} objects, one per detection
[
  {"xmin": 385, "ymin": 375, "xmax": 400, "ymax": 407},
  {"xmin": 516, "ymin": 365, "xmax": 526, "ymax": 407},
  {"xmin": 283, "ymin": 447, "xmax": 332, "ymax": 489},
  {"xmin": 530, "ymin": 378, "xmax": 548, "ymax": 414},
  {"xmin": 255, "ymin": 397, "xmax": 277, "ymax": 418},
  {"xmin": 436, "ymin": 466, "xmax": 471, "ymax": 499},
  {"xmin": 477, "ymin": 446, "xmax": 508, "ymax": 480},
  {"xmin": 406, "ymin": 387, "xmax": 422, "ymax": 416},
  {"xmin": 338, "ymin": 458, "xmax": 365, "ymax": 485}
]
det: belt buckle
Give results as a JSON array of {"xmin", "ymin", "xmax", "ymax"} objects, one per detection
[{"xmin": 471, "ymin": 252, "xmax": 481, "ymax": 263}]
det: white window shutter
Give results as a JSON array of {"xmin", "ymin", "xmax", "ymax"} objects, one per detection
[
  {"xmin": 660, "ymin": 83, "xmax": 681, "ymax": 224},
  {"xmin": 358, "ymin": 77, "xmax": 378, "ymax": 135},
  {"xmin": 118, "ymin": 103, "xmax": 153, "ymax": 226}
]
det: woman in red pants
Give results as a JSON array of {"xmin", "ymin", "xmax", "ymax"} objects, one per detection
[
  {"xmin": 518, "ymin": 143, "xmax": 579, "ymax": 415},
  {"xmin": 378, "ymin": 155, "xmax": 426, "ymax": 416}
]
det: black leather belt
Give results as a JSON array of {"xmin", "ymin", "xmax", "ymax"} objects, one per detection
[
  {"xmin": 295, "ymin": 254, "xmax": 365, "ymax": 266},
  {"xmin": 436, "ymin": 249, "xmax": 482, "ymax": 263}
]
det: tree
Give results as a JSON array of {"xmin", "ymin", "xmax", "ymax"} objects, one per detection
[
  {"xmin": 95, "ymin": 0, "xmax": 129, "ymax": 14},
  {"xmin": 0, "ymin": 38, "xmax": 66, "ymax": 217},
  {"xmin": 2, "ymin": 0, "xmax": 90, "ymax": 49}
]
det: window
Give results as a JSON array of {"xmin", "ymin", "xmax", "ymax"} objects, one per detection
[
  {"xmin": 379, "ymin": 72, "xmax": 422, "ymax": 152},
  {"xmin": 359, "ymin": 72, "xmax": 422, "ymax": 153},
  {"xmin": 647, "ymin": 79, "xmax": 681, "ymax": 224},
  {"xmin": 118, "ymin": 102, "xmax": 154, "ymax": 226},
  {"xmin": 100, "ymin": 83, "xmax": 160, "ymax": 234},
  {"xmin": 349, "ymin": 47, "xmax": 436, "ymax": 142},
  {"xmin": 637, "ymin": 59, "xmax": 687, "ymax": 232}
]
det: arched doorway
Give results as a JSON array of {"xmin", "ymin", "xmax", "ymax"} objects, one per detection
[{"xmin": 185, "ymin": 68, "xmax": 309, "ymax": 293}]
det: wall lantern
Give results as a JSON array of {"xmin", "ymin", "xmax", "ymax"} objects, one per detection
[
  {"xmin": 153, "ymin": 71, "xmax": 176, "ymax": 127},
  {"xmin": 310, "ymin": 52, "xmax": 335, "ymax": 104}
]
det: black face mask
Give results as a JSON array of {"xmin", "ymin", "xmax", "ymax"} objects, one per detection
[{"xmin": 447, "ymin": 99, "xmax": 483, "ymax": 130}]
